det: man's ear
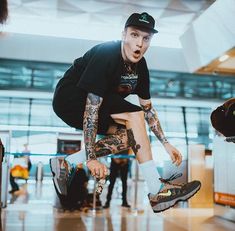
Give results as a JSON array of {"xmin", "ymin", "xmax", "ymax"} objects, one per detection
[{"xmin": 122, "ymin": 29, "xmax": 126, "ymax": 40}]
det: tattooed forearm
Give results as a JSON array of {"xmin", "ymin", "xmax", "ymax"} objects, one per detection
[
  {"xmin": 141, "ymin": 103, "xmax": 168, "ymax": 144},
  {"xmin": 83, "ymin": 93, "xmax": 103, "ymax": 160}
]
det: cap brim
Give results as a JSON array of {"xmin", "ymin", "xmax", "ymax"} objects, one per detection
[
  {"xmin": 152, "ymin": 29, "xmax": 158, "ymax": 34},
  {"xmin": 125, "ymin": 24, "xmax": 158, "ymax": 34}
]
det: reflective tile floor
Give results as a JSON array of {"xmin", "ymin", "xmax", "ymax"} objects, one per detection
[{"xmin": 1, "ymin": 179, "xmax": 235, "ymax": 231}]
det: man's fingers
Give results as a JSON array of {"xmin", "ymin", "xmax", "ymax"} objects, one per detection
[
  {"xmin": 175, "ymin": 153, "xmax": 182, "ymax": 166},
  {"xmin": 103, "ymin": 165, "xmax": 108, "ymax": 173},
  {"xmin": 91, "ymin": 169, "xmax": 96, "ymax": 176},
  {"xmin": 98, "ymin": 167, "xmax": 109, "ymax": 179},
  {"xmin": 171, "ymin": 152, "xmax": 182, "ymax": 166},
  {"xmin": 98, "ymin": 169, "xmax": 103, "ymax": 178},
  {"xmin": 96, "ymin": 166, "xmax": 106, "ymax": 178},
  {"xmin": 104, "ymin": 168, "xmax": 109, "ymax": 176},
  {"xmin": 95, "ymin": 169, "xmax": 100, "ymax": 176},
  {"xmin": 88, "ymin": 162, "xmax": 108, "ymax": 179}
]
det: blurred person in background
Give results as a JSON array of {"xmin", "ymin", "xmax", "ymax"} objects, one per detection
[
  {"xmin": 9, "ymin": 144, "xmax": 32, "ymax": 193},
  {"xmin": 103, "ymin": 150, "xmax": 131, "ymax": 209}
]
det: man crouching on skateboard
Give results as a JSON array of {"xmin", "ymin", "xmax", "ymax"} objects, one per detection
[{"xmin": 51, "ymin": 12, "xmax": 201, "ymax": 213}]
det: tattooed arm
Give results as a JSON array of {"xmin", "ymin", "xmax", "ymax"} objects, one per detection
[
  {"xmin": 83, "ymin": 93, "xmax": 102, "ymax": 160},
  {"xmin": 139, "ymin": 98, "xmax": 182, "ymax": 166},
  {"xmin": 140, "ymin": 99, "xmax": 168, "ymax": 145},
  {"xmin": 83, "ymin": 93, "xmax": 108, "ymax": 178}
]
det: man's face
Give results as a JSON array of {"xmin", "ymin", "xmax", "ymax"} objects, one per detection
[{"xmin": 122, "ymin": 26, "xmax": 153, "ymax": 63}]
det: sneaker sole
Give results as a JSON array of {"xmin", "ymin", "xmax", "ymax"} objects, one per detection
[
  {"xmin": 50, "ymin": 158, "xmax": 66, "ymax": 195},
  {"xmin": 152, "ymin": 183, "xmax": 201, "ymax": 213}
]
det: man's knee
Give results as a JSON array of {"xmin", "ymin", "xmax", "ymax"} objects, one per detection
[
  {"xmin": 111, "ymin": 110, "xmax": 144, "ymax": 124},
  {"xmin": 126, "ymin": 111, "xmax": 144, "ymax": 122}
]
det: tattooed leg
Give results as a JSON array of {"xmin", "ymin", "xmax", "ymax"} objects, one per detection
[
  {"xmin": 111, "ymin": 111, "xmax": 153, "ymax": 163},
  {"xmin": 94, "ymin": 127, "xmax": 131, "ymax": 158},
  {"xmin": 94, "ymin": 127, "xmax": 141, "ymax": 158},
  {"xmin": 126, "ymin": 129, "xmax": 141, "ymax": 154}
]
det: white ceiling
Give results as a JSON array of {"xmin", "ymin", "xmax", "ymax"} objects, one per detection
[
  {"xmin": 3, "ymin": 0, "xmax": 215, "ymax": 49},
  {"xmin": 197, "ymin": 47, "xmax": 235, "ymax": 75}
]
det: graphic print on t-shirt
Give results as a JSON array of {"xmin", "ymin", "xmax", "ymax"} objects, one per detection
[{"xmin": 116, "ymin": 73, "xmax": 138, "ymax": 95}]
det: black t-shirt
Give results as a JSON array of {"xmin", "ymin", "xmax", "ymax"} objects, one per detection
[{"xmin": 57, "ymin": 40, "xmax": 151, "ymax": 100}]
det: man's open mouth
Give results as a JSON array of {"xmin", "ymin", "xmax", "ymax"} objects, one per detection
[
  {"xmin": 133, "ymin": 50, "xmax": 141, "ymax": 59},
  {"xmin": 134, "ymin": 50, "xmax": 140, "ymax": 55}
]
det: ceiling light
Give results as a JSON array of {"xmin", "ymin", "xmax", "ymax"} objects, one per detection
[{"xmin": 219, "ymin": 54, "xmax": 229, "ymax": 62}]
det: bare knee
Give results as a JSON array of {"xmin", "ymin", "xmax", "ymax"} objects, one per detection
[
  {"xmin": 126, "ymin": 111, "xmax": 144, "ymax": 122},
  {"xmin": 111, "ymin": 110, "xmax": 144, "ymax": 124}
]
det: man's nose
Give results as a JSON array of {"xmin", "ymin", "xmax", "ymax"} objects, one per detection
[{"xmin": 136, "ymin": 37, "xmax": 143, "ymax": 48}]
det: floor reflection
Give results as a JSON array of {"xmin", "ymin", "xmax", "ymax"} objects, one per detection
[{"xmin": 1, "ymin": 178, "xmax": 235, "ymax": 231}]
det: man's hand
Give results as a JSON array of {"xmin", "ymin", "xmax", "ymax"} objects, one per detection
[
  {"xmin": 163, "ymin": 143, "xmax": 182, "ymax": 166},
  {"xmin": 86, "ymin": 159, "xmax": 109, "ymax": 179}
]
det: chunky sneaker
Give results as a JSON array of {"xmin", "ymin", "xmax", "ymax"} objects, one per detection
[
  {"xmin": 50, "ymin": 157, "xmax": 76, "ymax": 196},
  {"xmin": 149, "ymin": 173, "xmax": 201, "ymax": 213}
]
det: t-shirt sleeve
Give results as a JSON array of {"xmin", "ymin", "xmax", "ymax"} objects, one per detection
[
  {"xmin": 134, "ymin": 58, "xmax": 151, "ymax": 99},
  {"xmin": 77, "ymin": 45, "xmax": 112, "ymax": 97}
]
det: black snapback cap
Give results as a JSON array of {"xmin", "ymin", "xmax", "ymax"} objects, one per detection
[
  {"xmin": 211, "ymin": 103, "xmax": 235, "ymax": 137},
  {"xmin": 125, "ymin": 12, "xmax": 158, "ymax": 34}
]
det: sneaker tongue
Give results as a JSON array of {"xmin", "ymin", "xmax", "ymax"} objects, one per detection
[
  {"xmin": 159, "ymin": 172, "xmax": 183, "ymax": 184},
  {"xmin": 159, "ymin": 183, "xmax": 164, "ymax": 192},
  {"xmin": 165, "ymin": 173, "xmax": 183, "ymax": 181}
]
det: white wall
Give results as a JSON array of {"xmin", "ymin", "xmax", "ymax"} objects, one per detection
[
  {"xmin": 181, "ymin": 0, "xmax": 235, "ymax": 72},
  {"xmin": 0, "ymin": 33, "xmax": 97, "ymax": 64}
]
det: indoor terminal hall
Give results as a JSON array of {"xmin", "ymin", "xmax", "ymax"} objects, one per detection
[{"xmin": 0, "ymin": 0, "xmax": 235, "ymax": 231}]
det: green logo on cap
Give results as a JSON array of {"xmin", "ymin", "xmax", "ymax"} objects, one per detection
[{"xmin": 139, "ymin": 14, "xmax": 149, "ymax": 24}]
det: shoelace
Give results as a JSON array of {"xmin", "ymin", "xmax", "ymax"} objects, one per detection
[
  {"xmin": 150, "ymin": 173, "xmax": 184, "ymax": 200},
  {"xmin": 159, "ymin": 172, "xmax": 183, "ymax": 186}
]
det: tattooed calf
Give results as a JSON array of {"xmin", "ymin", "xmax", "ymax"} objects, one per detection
[
  {"xmin": 126, "ymin": 129, "xmax": 141, "ymax": 154},
  {"xmin": 94, "ymin": 128, "xmax": 130, "ymax": 158}
]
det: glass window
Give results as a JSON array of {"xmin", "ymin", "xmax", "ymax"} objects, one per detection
[
  {"xmin": 0, "ymin": 98, "xmax": 11, "ymax": 124},
  {"xmin": 30, "ymin": 99, "xmax": 67, "ymax": 127},
  {"xmin": 8, "ymin": 98, "xmax": 30, "ymax": 125},
  {"xmin": 185, "ymin": 107, "xmax": 212, "ymax": 148}
]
